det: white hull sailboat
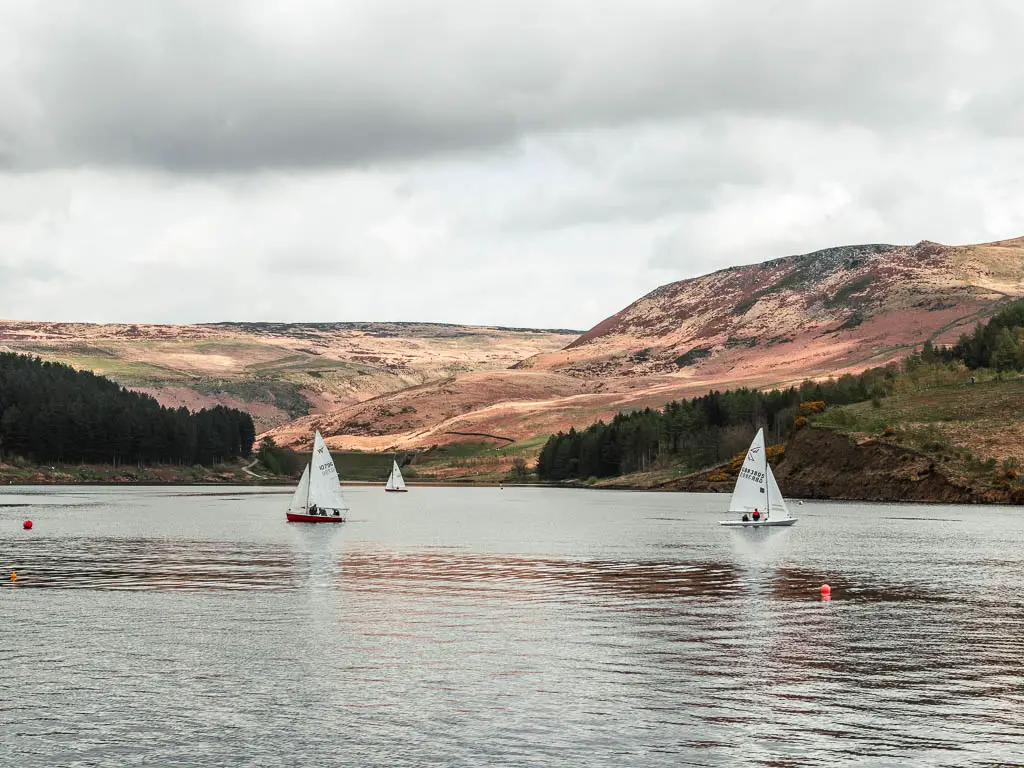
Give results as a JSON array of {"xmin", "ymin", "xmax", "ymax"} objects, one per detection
[
  {"xmin": 385, "ymin": 459, "xmax": 408, "ymax": 492},
  {"xmin": 286, "ymin": 431, "xmax": 350, "ymax": 523},
  {"xmin": 719, "ymin": 428, "xmax": 796, "ymax": 527}
]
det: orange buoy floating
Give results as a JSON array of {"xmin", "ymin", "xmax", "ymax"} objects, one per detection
[
  {"xmin": 23, "ymin": 520, "xmax": 32, "ymax": 530},
  {"xmin": 10, "ymin": 571, "xmax": 16, "ymax": 582}
]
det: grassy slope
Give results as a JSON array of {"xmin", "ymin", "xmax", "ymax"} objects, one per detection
[
  {"xmin": 588, "ymin": 373, "xmax": 1024, "ymax": 499},
  {"xmin": 26, "ymin": 351, "xmax": 191, "ymax": 385},
  {"xmin": 813, "ymin": 375, "xmax": 1024, "ymax": 489},
  {"xmin": 408, "ymin": 435, "xmax": 549, "ymax": 483},
  {"xmin": 294, "ymin": 451, "xmax": 396, "ymax": 482}
]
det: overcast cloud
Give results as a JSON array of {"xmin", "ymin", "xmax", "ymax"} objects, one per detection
[{"xmin": 1, "ymin": 0, "xmax": 1023, "ymax": 327}]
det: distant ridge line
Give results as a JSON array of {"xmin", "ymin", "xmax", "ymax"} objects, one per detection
[{"xmin": 207, "ymin": 321, "xmax": 584, "ymax": 335}]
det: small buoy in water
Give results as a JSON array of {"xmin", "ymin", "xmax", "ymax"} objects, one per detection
[
  {"xmin": 820, "ymin": 584, "xmax": 831, "ymax": 598},
  {"xmin": 23, "ymin": 520, "xmax": 32, "ymax": 530},
  {"xmin": 10, "ymin": 571, "xmax": 15, "ymax": 582}
]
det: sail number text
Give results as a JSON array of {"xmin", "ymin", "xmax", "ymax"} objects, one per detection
[{"xmin": 739, "ymin": 467, "xmax": 765, "ymax": 484}]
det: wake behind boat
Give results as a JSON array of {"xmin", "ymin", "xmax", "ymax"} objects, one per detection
[
  {"xmin": 719, "ymin": 428, "xmax": 796, "ymax": 527},
  {"xmin": 286, "ymin": 430, "xmax": 350, "ymax": 523},
  {"xmin": 385, "ymin": 460, "xmax": 407, "ymax": 492}
]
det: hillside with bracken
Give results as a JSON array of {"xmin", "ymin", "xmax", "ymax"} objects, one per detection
[
  {"xmin": 521, "ymin": 237, "xmax": 1024, "ymax": 381},
  {"xmin": 263, "ymin": 236, "xmax": 1024, "ymax": 454},
  {"xmin": 0, "ymin": 321, "xmax": 579, "ymax": 432}
]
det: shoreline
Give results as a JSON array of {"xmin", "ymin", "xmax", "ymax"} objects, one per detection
[
  {"xmin": 1, "ymin": 476, "xmax": 1019, "ymax": 504},
  {"xmin": 2, "ymin": 450, "xmax": 1015, "ymax": 505},
  {"xmin": 0, "ymin": 474, "xmax": 1013, "ymax": 504}
]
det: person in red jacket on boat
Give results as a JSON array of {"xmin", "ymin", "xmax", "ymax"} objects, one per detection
[{"xmin": 752, "ymin": 508, "xmax": 760, "ymax": 521}]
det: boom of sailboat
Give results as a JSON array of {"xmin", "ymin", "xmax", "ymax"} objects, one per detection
[{"xmin": 718, "ymin": 428, "xmax": 797, "ymax": 527}]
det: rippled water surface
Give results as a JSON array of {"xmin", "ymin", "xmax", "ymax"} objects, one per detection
[{"xmin": 2, "ymin": 486, "xmax": 1023, "ymax": 766}]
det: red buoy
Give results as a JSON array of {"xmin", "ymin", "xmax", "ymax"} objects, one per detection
[
  {"xmin": 22, "ymin": 520, "xmax": 32, "ymax": 530},
  {"xmin": 820, "ymin": 583, "xmax": 831, "ymax": 597}
]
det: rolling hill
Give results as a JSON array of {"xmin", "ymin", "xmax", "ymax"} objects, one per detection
[
  {"xmin": 7, "ymin": 236, "xmax": 1023, "ymax": 460},
  {"xmin": 0, "ymin": 321, "xmax": 579, "ymax": 432},
  {"xmin": 522, "ymin": 237, "xmax": 1024, "ymax": 380},
  {"xmin": 264, "ymin": 236, "xmax": 1024, "ymax": 453}
]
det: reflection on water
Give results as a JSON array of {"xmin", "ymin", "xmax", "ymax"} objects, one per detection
[
  {"xmin": 5, "ymin": 538, "xmax": 300, "ymax": 590},
  {"xmin": 338, "ymin": 551, "xmax": 749, "ymax": 601},
  {"xmin": 1, "ymin": 486, "xmax": 1023, "ymax": 767}
]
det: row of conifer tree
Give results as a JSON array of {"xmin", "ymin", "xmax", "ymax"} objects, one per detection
[
  {"xmin": 535, "ymin": 370, "xmax": 891, "ymax": 481},
  {"xmin": 0, "ymin": 353, "xmax": 255, "ymax": 466}
]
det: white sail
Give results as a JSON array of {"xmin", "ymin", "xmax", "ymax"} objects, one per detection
[
  {"xmin": 385, "ymin": 460, "xmax": 406, "ymax": 491},
  {"xmin": 288, "ymin": 464, "xmax": 311, "ymax": 513},
  {"xmin": 720, "ymin": 428, "xmax": 796, "ymax": 526},
  {"xmin": 308, "ymin": 431, "xmax": 349, "ymax": 512},
  {"xmin": 728, "ymin": 428, "xmax": 770, "ymax": 514},
  {"xmin": 766, "ymin": 463, "xmax": 791, "ymax": 519}
]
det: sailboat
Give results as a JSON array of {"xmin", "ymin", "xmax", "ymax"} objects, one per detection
[
  {"xmin": 286, "ymin": 431, "xmax": 349, "ymax": 523},
  {"xmin": 385, "ymin": 460, "xmax": 408, "ymax": 492},
  {"xmin": 719, "ymin": 427, "xmax": 796, "ymax": 527}
]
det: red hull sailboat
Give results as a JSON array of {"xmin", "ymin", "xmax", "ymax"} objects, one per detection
[
  {"xmin": 286, "ymin": 431, "xmax": 350, "ymax": 523},
  {"xmin": 285, "ymin": 511, "xmax": 346, "ymax": 523}
]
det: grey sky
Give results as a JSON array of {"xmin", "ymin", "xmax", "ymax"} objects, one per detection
[{"xmin": 1, "ymin": 1, "xmax": 1022, "ymax": 327}]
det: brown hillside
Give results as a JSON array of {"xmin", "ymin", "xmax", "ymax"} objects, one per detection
[
  {"xmin": 266, "ymin": 370, "xmax": 597, "ymax": 451},
  {"xmin": 0, "ymin": 321, "xmax": 579, "ymax": 431},
  {"xmin": 522, "ymin": 238, "xmax": 1024, "ymax": 379},
  {"xmin": 269, "ymin": 236, "xmax": 1024, "ymax": 452}
]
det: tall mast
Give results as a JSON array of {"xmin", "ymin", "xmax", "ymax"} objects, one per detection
[
  {"xmin": 305, "ymin": 440, "xmax": 312, "ymax": 513},
  {"xmin": 763, "ymin": 429, "xmax": 770, "ymax": 518}
]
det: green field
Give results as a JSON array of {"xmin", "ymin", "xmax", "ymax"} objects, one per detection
[
  {"xmin": 193, "ymin": 378, "xmax": 313, "ymax": 418},
  {"xmin": 37, "ymin": 354, "xmax": 189, "ymax": 385},
  {"xmin": 292, "ymin": 450, "xmax": 400, "ymax": 482},
  {"xmin": 291, "ymin": 435, "xmax": 554, "ymax": 485}
]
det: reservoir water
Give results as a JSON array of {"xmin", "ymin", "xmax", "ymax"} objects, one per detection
[{"xmin": 2, "ymin": 486, "xmax": 1023, "ymax": 766}]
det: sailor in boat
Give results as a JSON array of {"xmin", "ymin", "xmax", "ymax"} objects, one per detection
[
  {"xmin": 331, "ymin": 509, "xmax": 341, "ymax": 517},
  {"xmin": 309, "ymin": 503, "xmax": 320, "ymax": 516},
  {"xmin": 752, "ymin": 508, "xmax": 760, "ymax": 522},
  {"xmin": 742, "ymin": 513, "xmax": 749, "ymax": 522}
]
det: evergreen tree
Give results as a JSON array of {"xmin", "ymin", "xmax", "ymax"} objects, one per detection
[
  {"xmin": 0, "ymin": 353, "xmax": 255, "ymax": 466},
  {"xmin": 535, "ymin": 362, "xmax": 902, "ymax": 481},
  {"xmin": 991, "ymin": 328, "xmax": 1021, "ymax": 372}
]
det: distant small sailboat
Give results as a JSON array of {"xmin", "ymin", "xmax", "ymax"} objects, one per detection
[
  {"xmin": 719, "ymin": 428, "xmax": 796, "ymax": 527},
  {"xmin": 286, "ymin": 431, "xmax": 349, "ymax": 523},
  {"xmin": 385, "ymin": 460, "xmax": 408, "ymax": 492}
]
